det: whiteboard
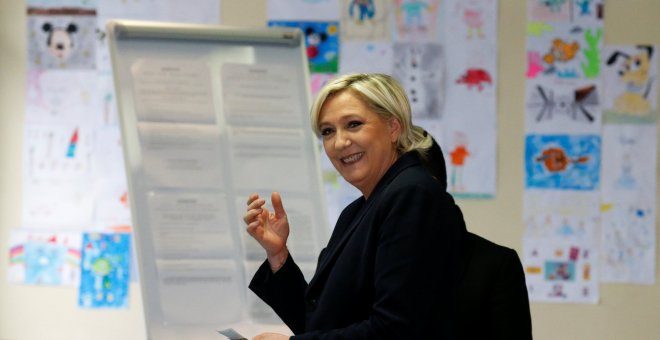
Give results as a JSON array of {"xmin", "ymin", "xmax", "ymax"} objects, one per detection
[{"xmin": 107, "ymin": 20, "xmax": 329, "ymax": 339}]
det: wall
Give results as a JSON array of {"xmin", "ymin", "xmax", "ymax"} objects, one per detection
[{"xmin": 1, "ymin": 0, "xmax": 659, "ymax": 339}]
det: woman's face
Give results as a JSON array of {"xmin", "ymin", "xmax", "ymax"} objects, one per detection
[{"xmin": 318, "ymin": 90, "xmax": 401, "ymax": 198}]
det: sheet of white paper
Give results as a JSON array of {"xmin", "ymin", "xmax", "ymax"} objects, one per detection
[
  {"xmin": 156, "ymin": 259, "xmax": 243, "ymax": 324},
  {"xmin": 148, "ymin": 191, "xmax": 235, "ymax": 259},
  {"xmin": 523, "ymin": 237, "xmax": 599, "ymax": 304},
  {"xmin": 228, "ymin": 127, "xmax": 311, "ymax": 193},
  {"xmin": 25, "ymin": 70, "xmax": 100, "ymax": 126},
  {"xmin": 138, "ymin": 122, "xmax": 223, "ymax": 189},
  {"xmin": 131, "ymin": 58, "xmax": 216, "ymax": 124},
  {"xmin": 221, "ymin": 63, "xmax": 304, "ymax": 128},
  {"xmin": 339, "ymin": 42, "xmax": 393, "ymax": 74}
]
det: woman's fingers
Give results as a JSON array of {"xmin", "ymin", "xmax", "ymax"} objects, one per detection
[{"xmin": 270, "ymin": 192, "xmax": 287, "ymax": 219}]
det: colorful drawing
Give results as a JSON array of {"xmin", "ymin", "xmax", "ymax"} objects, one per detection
[
  {"xmin": 545, "ymin": 261, "xmax": 575, "ymax": 281},
  {"xmin": 79, "ymin": 232, "xmax": 131, "ymax": 308},
  {"xmin": 527, "ymin": 51, "xmax": 545, "ymax": 78},
  {"xmin": 525, "ymin": 134, "xmax": 600, "ymax": 190},
  {"xmin": 394, "ymin": 0, "xmax": 439, "ymax": 41},
  {"xmin": 581, "ymin": 27, "xmax": 602, "ymax": 78},
  {"xmin": 523, "ymin": 239, "xmax": 599, "ymax": 303},
  {"xmin": 605, "ymin": 45, "xmax": 656, "ymax": 116},
  {"xmin": 268, "ymin": 21, "xmax": 339, "ymax": 73},
  {"xmin": 66, "ymin": 127, "xmax": 79, "ymax": 158},
  {"xmin": 449, "ymin": 131, "xmax": 470, "ymax": 192},
  {"xmin": 341, "ymin": 0, "xmax": 390, "ymax": 41},
  {"xmin": 7, "ymin": 230, "xmax": 82, "ymax": 286},
  {"xmin": 601, "ymin": 202, "xmax": 656, "ymax": 284},
  {"xmin": 348, "ymin": 0, "xmax": 375, "ymax": 23},
  {"xmin": 463, "ymin": 7, "xmax": 484, "ymax": 39}
]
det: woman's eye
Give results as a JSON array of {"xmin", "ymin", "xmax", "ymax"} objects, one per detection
[
  {"xmin": 347, "ymin": 121, "xmax": 363, "ymax": 129},
  {"xmin": 320, "ymin": 127, "xmax": 334, "ymax": 136}
]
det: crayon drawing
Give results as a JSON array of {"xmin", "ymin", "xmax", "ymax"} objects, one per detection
[
  {"xmin": 601, "ymin": 202, "xmax": 656, "ymax": 284},
  {"xmin": 341, "ymin": 0, "xmax": 390, "ymax": 41},
  {"xmin": 602, "ymin": 44, "xmax": 658, "ymax": 123},
  {"xmin": 392, "ymin": 42, "xmax": 444, "ymax": 119},
  {"xmin": 7, "ymin": 230, "xmax": 82, "ymax": 286},
  {"xmin": 78, "ymin": 232, "xmax": 131, "ymax": 308},
  {"xmin": 525, "ymin": 134, "xmax": 600, "ymax": 190},
  {"xmin": 27, "ymin": 7, "xmax": 97, "ymax": 70},
  {"xmin": 393, "ymin": 0, "xmax": 440, "ymax": 41},
  {"xmin": 268, "ymin": 21, "xmax": 340, "ymax": 73}
]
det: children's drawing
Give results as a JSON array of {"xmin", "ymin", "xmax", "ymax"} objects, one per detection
[
  {"xmin": 25, "ymin": 70, "xmax": 100, "ymax": 126},
  {"xmin": 341, "ymin": 0, "xmax": 390, "ymax": 41},
  {"xmin": 448, "ymin": 131, "xmax": 470, "ymax": 192},
  {"xmin": 527, "ymin": 83, "xmax": 599, "ymax": 124},
  {"xmin": 79, "ymin": 232, "xmax": 131, "ymax": 308},
  {"xmin": 601, "ymin": 202, "xmax": 656, "ymax": 284},
  {"xmin": 602, "ymin": 45, "xmax": 657, "ymax": 121},
  {"xmin": 527, "ymin": 23, "xmax": 603, "ymax": 80},
  {"xmin": 525, "ymin": 134, "xmax": 600, "ymax": 190},
  {"xmin": 27, "ymin": 7, "xmax": 97, "ymax": 70},
  {"xmin": 339, "ymin": 42, "xmax": 393, "ymax": 74},
  {"xmin": 600, "ymin": 124, "xmax": 656, "ymax": 201},
  {"xmin": 392, "ymin": 42, "xmax": 444, "ymax": 119},
  {"xmin": 268, "ymin": 21, "xmax": 340, "ymax": 73},
  {"xmin": 7, "ymin": 230, "xmax": 82, "ymax": 286},
  {"xmin": 394, "ymin": 0, "xmax": 439, "ymax": 41},
  {"xmin": 456, "ymin": 68, "xmax": 492, "ymax": 91},
  {"xmin": 25, "ymin": 125, "xmax": 93, "ymax": 181},
  {"xmin": 523, "ymin": 238, "xmax": 598, "ymax": 303}
]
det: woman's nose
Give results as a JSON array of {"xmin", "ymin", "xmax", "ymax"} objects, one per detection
[{"xmin": 334, "ymin": 130, "xmax": 351, "ymax": 149}]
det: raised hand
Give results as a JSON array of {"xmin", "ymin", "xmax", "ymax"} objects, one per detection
[{"xmin": 244, "ymin": 192, "xmax": 290, "ymax": 271}]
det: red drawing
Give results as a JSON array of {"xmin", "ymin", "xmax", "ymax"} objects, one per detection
[{"xmin": 456, "ymin": 68, "xmax": 492, "ymax": 91}]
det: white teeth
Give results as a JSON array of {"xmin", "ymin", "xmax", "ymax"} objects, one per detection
[{"xmin": 342, "ymin": 153, "xmax": 363, "ymax": 164}]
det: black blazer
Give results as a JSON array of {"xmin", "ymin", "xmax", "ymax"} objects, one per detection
[
  {"xmin": 250, "ymin": 152, "xmax": 463, "ymax": 339},
  {"xmin": 454, "ymin": 228, "xmax": 533, "ymax": 340}
]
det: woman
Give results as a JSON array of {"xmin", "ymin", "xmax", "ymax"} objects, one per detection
[{"xmin": 244, "ymin": 73, "xmax": 462, "ymax": 339}]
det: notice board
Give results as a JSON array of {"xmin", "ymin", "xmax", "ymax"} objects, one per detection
[{"xmin": 107, "ymin": 20, "xmax": 329, "ymax": 339}]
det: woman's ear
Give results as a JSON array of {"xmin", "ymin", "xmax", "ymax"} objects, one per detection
[{"xmin": 389, "ymin": 118, "xmax": 402, "ymax": 143}]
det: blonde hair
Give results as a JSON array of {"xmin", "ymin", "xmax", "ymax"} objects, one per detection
[{"xmin": 310, "ymin": 73, "xmax": 432, "ymax": 155}]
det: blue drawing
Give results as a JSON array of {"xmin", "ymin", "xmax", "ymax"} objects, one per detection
[
  {"xmin": 400, "ymin": 0, "xmax": 430, "ymax": 30},
  {"xmin": 349, "ymin": 0, "xmax": 375, "ymax": 22},
  {"xmin": 575, "ymin": 0, "xmax": 592, "ymax": 16},
  {"xmin": 24, "ymin": 241, "xmax": 65, "ymax": 285},
  {"xmin": 268, "ymin": 21, "xmax": 339, "ymax": 74},
  {"xmin": 545, "ymin": 261, "xmax": 575, "ymax": 281},
  {"xmin": 79, "ymin": 233, "xmax": 131, "ymax": 308},
  {"xmin": 525, "ymin": 134, "xmax": 601, "ymax": 190}
]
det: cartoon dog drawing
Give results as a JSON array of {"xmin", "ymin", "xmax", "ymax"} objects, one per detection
[{"xmin": 606, "ymin": 45, "xmax": 655, "ymax": 115}]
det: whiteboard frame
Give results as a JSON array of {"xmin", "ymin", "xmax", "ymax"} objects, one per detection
[{"xmin": 107, "ymin": 20, "xmax": 329, "ymax": 339}]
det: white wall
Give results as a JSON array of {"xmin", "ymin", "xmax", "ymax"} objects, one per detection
[{"xmin": 1, "ymin": 0, "xmax": 659, "ymax": 339}]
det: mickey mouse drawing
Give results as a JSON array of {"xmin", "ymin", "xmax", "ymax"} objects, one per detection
[
  {"xmin": 305, "ymin": 27, "xmax": 327, "ymax": 59},
  {"xmin": 42, "ymin": 22, "xmax": 78, "ymax": 61}
]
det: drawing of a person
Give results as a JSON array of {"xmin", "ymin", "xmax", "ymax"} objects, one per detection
[
  {"xmin": 463, "ymin": 8, "xmax": 484, "ymax": 39},
  {"xmin": 399, "ymin": 0, "xmax": 430, "ymax": 32},
  {"xmin": 449, "ymin": 131, "xmax": 470, "ymax": 192},
  {"xmin": 349, "ymin": 0, "xmax": 375, "ymax": 23}
]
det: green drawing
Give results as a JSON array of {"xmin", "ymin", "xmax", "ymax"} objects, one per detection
[
  {"xmin": 581, "ymin": 27, "xmax": 602, "ymax": 78},
  {"xmin": 527, "ymin": 21, "xmax": 553, "ymax": 37}
]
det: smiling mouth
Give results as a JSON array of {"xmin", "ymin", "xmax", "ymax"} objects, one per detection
[{"xmin": 341, "ymin": 152, "xmax": 364, "ymax": 164}]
